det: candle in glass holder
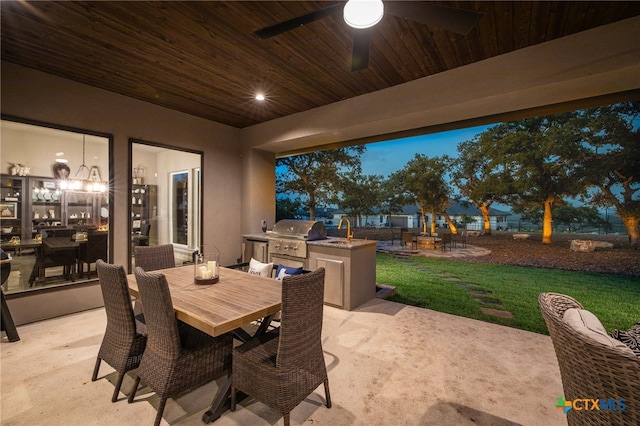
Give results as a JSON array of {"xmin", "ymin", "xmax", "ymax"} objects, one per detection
[
  {"xmin": 207, "ymin": 260, "xmax": 218, "ymax": 276},
  {"xmin": 197, "ymin": 265, "xmax": 209, "ymax": 279}
]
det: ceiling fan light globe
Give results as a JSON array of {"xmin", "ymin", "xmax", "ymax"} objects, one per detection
[{"xmin": 343, "ymin": 0, "xmax": 384, "ymax": 29}]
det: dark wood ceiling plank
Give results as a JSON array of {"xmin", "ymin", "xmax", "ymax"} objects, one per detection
[{"xmin": 2, "ymin": 1, "xmax": 638, "ymax": 128}]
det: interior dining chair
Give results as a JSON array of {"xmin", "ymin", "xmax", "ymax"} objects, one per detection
[
  {"xmin": 129, "ymin": 267, "xmax": 232, "ymax": 426},
  {"xmin": 131, "ymin": 222, "xmax": 151, "ymax": 254},
  {"xmin": 230, "ymin": 267, "xmax": 331, "ymax": 426},
  {"xmin": 77, "ymin": 232, "xmax": 108, "ymax": 278},
  {"xmin": 133, "ymin": 244, "xmax": 175, "ymax": 272},
  {"xmin": 92, "ymin": 260, "xmax": 147, "ymax": 402}
]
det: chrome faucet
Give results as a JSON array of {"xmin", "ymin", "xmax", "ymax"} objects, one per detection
[{"xmin": 338, "ymin": 217, "xmax": 353, "ymax": 241}]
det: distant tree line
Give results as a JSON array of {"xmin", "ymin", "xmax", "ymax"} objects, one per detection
[{"xmin": 276, "ymin": 102, "xmax": 640, "ymax": 247}]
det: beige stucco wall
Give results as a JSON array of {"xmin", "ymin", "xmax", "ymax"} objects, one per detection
[{"xmin": 1, "ymin": 61, "xmax": 243, "ymax": 268}]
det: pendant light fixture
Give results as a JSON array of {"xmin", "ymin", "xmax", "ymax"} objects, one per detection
[{"xmin": 59, "ymin": 135, "xmax": 107, "ymax": 193}]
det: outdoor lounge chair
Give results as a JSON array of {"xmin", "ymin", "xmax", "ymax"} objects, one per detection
[{"xmin": 538, "ymin": 292, "xmax": 640, "ymax": 425}]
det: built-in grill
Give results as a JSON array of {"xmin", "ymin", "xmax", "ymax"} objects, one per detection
[{"xmin": 268, "ymin": 219, "xmax": 327, "ymax": 267}]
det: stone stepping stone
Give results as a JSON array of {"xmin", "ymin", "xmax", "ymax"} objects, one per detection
[
  {"xmin": 457, "ymin": 282, "xmax": 478, "ymax": 287},
  {"xmin": 442, "ymin": 277, "xmax": 461, "ymax": 282},
  {"xmin": 480, "ymin": 307, "xmax": 514, "ymax": 319},
  {"xmin": 477, "ymin": 297, "xmax": 502, "ymax": 306},
  {"xmin": 375, "ymin": 283, "xmax": 396, "ymax": 299},
  {"xmin": 469, "ymin": 289, "xmax": 492, "ymax": 296}
]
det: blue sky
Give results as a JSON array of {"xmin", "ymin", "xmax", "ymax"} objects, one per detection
[{"xmin": 359, "ymin": 125, "xmax": 490, "ymax": 177}]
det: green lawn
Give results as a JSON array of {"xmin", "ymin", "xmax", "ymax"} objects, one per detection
[{"xmin": 376, "ymin": 252, "xmax": 640, "ymax": 335}]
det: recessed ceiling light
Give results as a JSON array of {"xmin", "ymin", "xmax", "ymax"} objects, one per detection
[
  {"xmin": 56, "ymin": 152, "xmax": 65, "ymax": 156},
  {"xmin": 255, "ymin": 94, "xmax": 265, "ymax": 101},
  {"xmin": 55, "ymin": 159, "xmax": 68, "ymax": 163}
]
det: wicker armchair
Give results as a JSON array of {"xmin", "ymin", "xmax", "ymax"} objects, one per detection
[
  {"xmin": 133, "ymin": 244, "xmax": 175, "ymax": 272},
  {"xmin": 538, "ymin": 292, "xmax": 640, "ymax": 426},
  {"xmin": 92, "ymin": 260, "xmax": 147, "ymax": 402},
  {"xmin": 230, "ymin": 268, "xmax": 331, "ymax": 426},
  {"xmin": 129, "ymin": 267, "xmax": 232, "ymax": 426}
]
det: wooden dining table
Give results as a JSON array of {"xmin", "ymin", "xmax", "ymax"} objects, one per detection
[{"xmin": 126, "ymin": 264, "xmax": 283, "ymax": 423}]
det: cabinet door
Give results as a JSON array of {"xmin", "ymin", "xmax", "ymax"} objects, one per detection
[
  {"xmin": 29, "ymin": 177, "xmax": 63, "ymax": 231},
  {"xmin": 316, "ymin": 258, "xmax": 344, "ymax": 307},
  {"xmin": 0, "ymin": 175, "xmax": 26, "ymax": 240},
  {"xmin": 65, "ymin": 191, "xmax": 101, "ymax": 228}
]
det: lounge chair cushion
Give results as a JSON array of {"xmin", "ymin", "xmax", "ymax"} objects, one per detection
[
  {"xmin": 248, "ymin": 258, "xmax": 273, "ymax": 277},
  {"xmin": 563, "ymin": 308, "xmax": 633, "ymax": 353},
  {"xmin": 275, "ymin": 265, "xmax": 303, "ymax": 280},
  {"xmin": 610, "ymin": 322, "xmax": 640, "ymax": 356}
]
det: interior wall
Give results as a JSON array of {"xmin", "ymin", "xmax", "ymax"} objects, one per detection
[{"xmin": 1, "ymin": 125, "xmax": 108, "ymax": 178}]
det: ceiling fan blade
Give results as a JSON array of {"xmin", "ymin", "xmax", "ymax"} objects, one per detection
[
  {"xmin": 254, "ymin": 3, "xmax": 344, "ymax": 39},
  {"xmin": 386, "ymin": 1, "xmax": 483, "ymax": 35},
  {"xmin": 351, "ymin": 30, "xmax": 370, "ymax": 72}
]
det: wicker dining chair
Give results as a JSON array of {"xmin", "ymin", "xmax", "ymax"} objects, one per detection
[
  {"xmin": 538, "ymin": 292, "xmax": 640, "ymax": 426},
  {"xmin": 133, "ymin": 244, "xmax": 175, "ymax": 272},
  {"xmin": 230, "ymin": 267, "xmax": 331, "ymax": 426},
  {"xmin": 129, "ymin": 267, "xmax": 232, "ymax": 426},
  {"xmin": 92, "ymin": 260, "xmax": 147, "ymax": 402}
]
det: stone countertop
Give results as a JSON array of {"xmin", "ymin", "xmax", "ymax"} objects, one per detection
[
  {"xmin": 307, "ymin": 237, "xmax": 377, "ymax": 249},
  {"xmin": 241, "ymin": 233, "xmax": 270, "ymax": 241}
]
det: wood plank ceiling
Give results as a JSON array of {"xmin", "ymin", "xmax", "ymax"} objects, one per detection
[{"xmin": 2, "ymin": 1, "xmax": 639, "ymax": 128}]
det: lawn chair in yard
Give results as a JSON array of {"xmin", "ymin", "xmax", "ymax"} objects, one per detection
[
  {"xmin": 440, "ymin": 233, "xmax": 453, "ymax": 251},
  {"xmin": 401, "ymin": 231, "xmax": 416, "ymax": 249}
]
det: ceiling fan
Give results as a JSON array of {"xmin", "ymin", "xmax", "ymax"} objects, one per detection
[{"xmin": 254, "ymin": 0, "xmax": 483, "ymax": 72}]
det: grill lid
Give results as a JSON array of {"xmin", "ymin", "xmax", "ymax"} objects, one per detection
[{"xmin": 271, "ymin": 219, "xmax": 327, "ymax": 241}]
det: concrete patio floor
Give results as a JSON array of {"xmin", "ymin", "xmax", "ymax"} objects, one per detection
[{"xmin": 1, "ymin": 298, "xmax": 567, "ymax": 426}]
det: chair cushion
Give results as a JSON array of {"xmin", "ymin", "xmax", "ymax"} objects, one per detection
[
  {"xmin": 275, "ymin": 265, "xmax": 303, "ymax": 280},
  {"xmin": 248, "ymin": 258, "xmax": 273, "ymax": 277},
  {"xmin": 563, "ymin": 308, "xmax": 634, "ymax": 353},
  {"xmin": 610, "ymin": 322, "xmax": 640, "ymax": 357}
]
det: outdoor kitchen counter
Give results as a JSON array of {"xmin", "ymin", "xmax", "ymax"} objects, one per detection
[
  {"xmin": 307, "ymin": 237, "xmax": 377, "ymax": 311},
  {"xmin": 307, "ymin": 237, "xmax": 377, "ymax": 249}
]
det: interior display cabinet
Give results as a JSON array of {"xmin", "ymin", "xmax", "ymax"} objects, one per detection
[
  {"xmin": 1, "ymin": 175, "xmax": 27, "ymax": 241},
  {"xmin": 29, "ymin": 176, "xmax": 105, "ymax": 235},
  {"xmin": 131, "ymin": 184, "xmax": 157, "ymax": 243}
]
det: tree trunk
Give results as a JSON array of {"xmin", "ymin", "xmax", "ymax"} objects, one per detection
[
  {"xmin": 308, "ymin": 192, "xmax": 316, "ymax": 220},
  {"xmin": 442, "ymin": 212, "xmax": 458, "ymax": 234},
  {"xmin": 431, "ymin": 208, "xmax": 437, "ymax": 235},
  {"xmin": 479, "ymin": 203, "xmax": 492, "ymax": 235},
  {"xmin": 620, "ymin": 213, "xmax": 639, "ymax": 248},
  {"xmin": 542, "ymin": 197, "xmax": 554, "ymax": 245}
]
